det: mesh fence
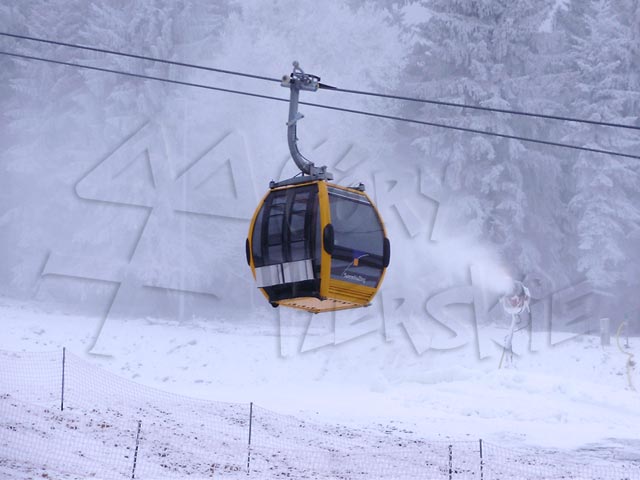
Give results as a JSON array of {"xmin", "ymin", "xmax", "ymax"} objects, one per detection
[
  {"xmin": 0, "ymin": 350, "xmax": 62, "ymax": 407},
  {"xmin": 1, "ymin": 349, "xmax": 638, "ymax": 479},
  {"xmin": 0, "ymin": 394, "xmax": 138, "ymax": 479},
  {"xmin": 247, "ymin": 442, "xmax": 483, "ymax": 479},
  {"xmin": 250, "ymin": 404, "xmax": 482, "ymax": 479},
  {"xmin": 481, "ymin": 441, "xmax": 636, "ymax": 480},
  {"xmin": 65, "ymin": 351, "xmax": 250, "ymax": 476}
]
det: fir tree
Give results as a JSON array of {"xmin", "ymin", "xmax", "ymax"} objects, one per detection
[
  {"xmin": 567, "ymin": 0, "xmax": 640, "ymax": 291},
  {"xmin": 400, "ymin": 0, "xmax": 569, "ymax": 280}
]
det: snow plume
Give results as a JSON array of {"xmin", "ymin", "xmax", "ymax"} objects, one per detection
[{"xmin": 429, "ymin": 235, "xmax": 513, "ymax": 296}]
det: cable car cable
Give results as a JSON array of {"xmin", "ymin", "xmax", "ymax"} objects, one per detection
[
  {"xmin": 2, "ymin": 31, "xmax": 640, "ymax": 133},
  {"xmin": 300, "ymin": 100, "xmax": 640, "ymax": 161},
  {"xmin": 0, "ymin": 49, "xmax": 288, "ymax": 103},
  {"xmin": 1, "ymin": 49, "xmax": 639, "ymax": 162},
  {"xmin": 0, "ymin": 31, "xmax": 281, "ymax": 83},
  {"xmin": 324, "ymin": 86, "xmax": 640, "ymax": 132},
  {"xmin": 2, "ymin": 30, "xmax": 639, "ymax": 132}
]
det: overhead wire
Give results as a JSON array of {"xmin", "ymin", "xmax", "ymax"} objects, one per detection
[
  {"xmin": 2, "ymin": 30, "xmax": 639, "ymax": 132},
  {"xmin": 0, "ymin": 50, "xmax": 289, "ymax": 103},
  {"xmin": 0, "ymin": 31, "xmax": 281, "ymax": 83},
  {"xmin": 1, "ymin": 49, "xmax": 639, "ymax": 161},
  {"xmin": 326, "ymin": 86, "xmax": 640, "ymax": 132}
]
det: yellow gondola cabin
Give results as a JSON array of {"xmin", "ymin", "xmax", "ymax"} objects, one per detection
[
  {"xmin": 246, "ymin": 180, "xmax": 390, "ymax": 313},
  {"xmin": 246, "ymin": 62, "xmax": 390, "ymax": 313}
]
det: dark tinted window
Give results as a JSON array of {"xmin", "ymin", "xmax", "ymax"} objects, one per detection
[
  {"xmin": 328, "ymin": 187, "xmax": 385, "ymax": 287},
  {"xmin": 252, "ymin": 185, "xmax": 320, "ymax": 270}
]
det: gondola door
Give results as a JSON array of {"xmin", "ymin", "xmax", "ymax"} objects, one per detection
[{"xmin": 249, "ymin": 183, "xmax": 322, "ymax": 306}]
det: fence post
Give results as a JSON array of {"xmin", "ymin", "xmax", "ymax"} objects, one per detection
[
  {"xmin": 60, "ymin": 347, "xmax": 66, "ymax": 411},
  {"xmin": 131, "ymin": 420, "xmax": 142, "ymax": 479},
  {"xmin": 479, "ymin": 439, "xmax": 484, "ymax": 480},
  {"xmin": 448, "ymin": 444, "xmax": 453, "ymax": 480},
  {"xmin": 247, "ymin": 402, "xmax": 253, "ymax": 475}
]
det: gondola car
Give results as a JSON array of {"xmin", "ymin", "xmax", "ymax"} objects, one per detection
[{"xmin": 246, "ymin": 62, "xmax": 390, "ymax": 313}]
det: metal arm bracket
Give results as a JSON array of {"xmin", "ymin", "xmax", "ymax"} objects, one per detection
[{"xmin": 280, "ymin": 61, "xmax": 333, "ymax": 181}]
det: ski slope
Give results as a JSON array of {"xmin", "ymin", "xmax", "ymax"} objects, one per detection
[{"xmin": 1, "ymin": 297, "xmax": 639, "ymax": 478}]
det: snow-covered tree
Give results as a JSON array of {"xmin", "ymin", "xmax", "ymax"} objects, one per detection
[
  {"xmin": 0, "ymin": 1, "xmax": 235, "ymax": 302},
  {"xmin": 565, "ymin": 0, "xmax": 640, "ymax": 291},
  {"xmin": 399, "ymin": 0, "xmax": 570, "ymax": 281}
]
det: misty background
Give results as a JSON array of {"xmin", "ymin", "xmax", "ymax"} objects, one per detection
[{"xmin": 1, "ymin": 0, "xmax": 639, "ymax": 341}]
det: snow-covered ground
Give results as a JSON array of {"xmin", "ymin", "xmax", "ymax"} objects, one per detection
[{"xmin": 1, "ymin": 296, "xmax": 639, "ymax": 478}]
